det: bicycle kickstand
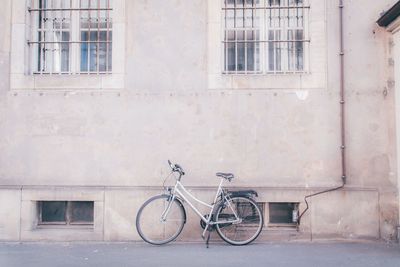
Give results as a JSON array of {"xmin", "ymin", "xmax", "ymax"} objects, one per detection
[
  {"xmin": 201, "ymin": 224, "xmax": 212, "ymax": 248},
  {"xmin": 206, "ymin": 231, "xmax": 211, "ymax": 248}
]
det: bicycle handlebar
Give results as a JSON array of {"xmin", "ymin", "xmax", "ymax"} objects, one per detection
[{"xmin": 167, "ymin": 160, "xmax": 185, "ymax": 176}]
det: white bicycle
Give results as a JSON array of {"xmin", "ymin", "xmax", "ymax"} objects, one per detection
[{"xmin": 136, "ymin": 160, "xmax": 264, "ymax": 246}]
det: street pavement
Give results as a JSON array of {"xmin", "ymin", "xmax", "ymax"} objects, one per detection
[{"xmin": 0, "ymin": 241, "xmax": 399, "ymax": 267}]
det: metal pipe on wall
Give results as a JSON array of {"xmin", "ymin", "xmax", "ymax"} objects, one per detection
[
  {"xmin": 297, "ymin": 0, "xmax": 346, "ymax": 227},
  {"xmin": 339, "ymin": 0, "xmax": 347, "ymax": 184}
]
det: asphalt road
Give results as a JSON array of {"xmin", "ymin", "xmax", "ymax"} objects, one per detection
[{"xmin": 0, "ymin": 241, "xmax": 399, "ymax": 267}]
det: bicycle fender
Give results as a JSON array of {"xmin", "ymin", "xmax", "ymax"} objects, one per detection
[{"xmin": 227, "ymin": 190, "xmax": 258, "ymax": 199}]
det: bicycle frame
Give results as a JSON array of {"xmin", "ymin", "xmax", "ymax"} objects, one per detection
[{"xmin": 163, "ymin": 176, "xmax": 240, "ymax": 238}]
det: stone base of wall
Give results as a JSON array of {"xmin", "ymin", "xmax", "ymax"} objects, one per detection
[{"xmin": 0, "ymin": 186, "xmax": 397, "ymax": 242}]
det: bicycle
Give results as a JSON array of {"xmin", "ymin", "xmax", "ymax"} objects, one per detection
[{"xmin": 135, "ymin": 160, "xmax": 264, "ymax": 246}]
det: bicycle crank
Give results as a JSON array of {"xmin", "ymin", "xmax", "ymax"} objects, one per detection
[{"xmin": 200, "ymin": 215, "xmax": 216, "ymax": 231}]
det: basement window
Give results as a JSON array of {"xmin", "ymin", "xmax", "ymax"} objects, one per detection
[
  {"xmin": 268, "ymin": 202, "xmax": 299, "ymax": 226},
  {"xmin": 38, "ymin": 201, "xmax": 94, "ymax": 225}
]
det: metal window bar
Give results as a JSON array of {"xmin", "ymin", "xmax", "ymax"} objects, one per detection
[
  {"xmin": 29, "ymin": 0, "xmax": 112, "ymax": 75},
  {"xmin": 223, "ymin": 0, "xmax": 309, "ymax": 74},
  {"xmin": 29, "ymin": 8, "xmax": 112, "ymax": 11},
  {"xmin": 28, "ymin": 41, "xmax": 112, "ymax": 44},
  {"xmin": 222, "ymin": 6, "xmax": 310, "ymax": 10}
]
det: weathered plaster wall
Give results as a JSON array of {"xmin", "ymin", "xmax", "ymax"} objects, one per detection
[
  {"xmin": 392, "ymin": 23, "xmax": 400, "ymax": 241},
  {"xmin": 0, "ymin": 0, "xmax": 398, "ymax": 241}
]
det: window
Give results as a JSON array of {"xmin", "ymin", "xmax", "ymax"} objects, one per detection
[
  {"xmin": 28, "ymin": 0, "xmax": 112, "ymax": 74},
  {"xmin": 268, "ymin": 202, "xmax": 299, "ymax": 225},
  {"xmin": 222, "ymin": 0, "xmax": 309, "ymax": 74},
  {"xmin": 38, "ymin": 201, "xmax": 94, "ymax": 225}
]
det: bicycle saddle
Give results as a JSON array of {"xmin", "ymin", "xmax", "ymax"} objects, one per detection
[{"xmin": 216, "ymin": 172, "xmax": 234, "ymax": 181}]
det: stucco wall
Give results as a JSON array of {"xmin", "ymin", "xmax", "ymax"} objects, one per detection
[
  {"xmin": 0, "ymin": 0, "xmax": 398, "ymax": 241},
  {"xmin": 392, "ymin": 21, "xmax": 400, "ymax": 241}
]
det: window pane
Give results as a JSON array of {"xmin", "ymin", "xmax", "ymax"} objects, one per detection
[
  {"xmin": 80, "ymin": 0, "xmax": 89, "ymax": 8},
  {"xmin": 70, "ymin": 201, "xmax": 94, "ymax": 223},
  {"xmin": 288, "ymin": 30, "xmax": 294, "ymax": 70},
  {"xmin": 108, "ymin": 32, "xmax": 112, "ymax": 71},
  {"xmin": 80, "ymin": 10, "xmax": 90, "ymax": 29},
  {"xmin": 236, "ymin": 0, "xmax": 244, "ymax": 8},
  {"xmin": 246, "ymin": 30, "xmax": 259, "ymax": 71},
  {"xmin": 225, "ymin": 31, "xmax": 236, "ymax": 71},
  {"xmin": 41, "ymin": 201, "xmax": 67, "ymax": 223},
  {"xmin": 245, "ymin": 7, "xmax": 254, "ymax": 28},
  {"xmin": 237, "ymin": 31, "xmax": 245, "ymax": 71},
  {"xmin": 268, "ymin": 30, "xmax": 281, "ymax": 71},
  {"xmin": 80, "ymin": 31, "xmax": 89, "ymax": 71},
  {"xmin": 295, "ymin": 29, "xmax": 304, "ymax": 70},
  {"xmin": 225, "ymin": 0, "xmax": 235, "ymax": 6},
  {"xmin": 61, "ymin": 32, "xmax": 70, "ymax": 72},
  {"xmin": 268, "ymin": 0, "xmax": 281, "ymax": 6},
  {"xmin": 99, "ymin": 31, "xmax": 107, "ymax": 71},
  {"xmin": 235, "ymin": 0, "xmax": 245, "ymax": 28},
  {"xmin": 226, "ymin": 42, "xmax": 236, "ymax": 71},
  {"xmin": 89, "ymin": 31, "xmax": 98, "ymax": 71},
  {"xmin": 289, "ymin": 0, "xmax": 303, "ymax": 5},
  {"xmin": 269, "ymin": 203, "xmax": 296, "ymax": 224},
  {"xmin": 247, "ymin": 41, "xmax": 255, "ymax": 71},
  {"xmin": 226, "ymin": 9, "xmax": 235, "ymax": 28},
  {"xmin": 80, "ymin": 31, "xmax": 99, "ymax": 72},
  {"xmin": 43, "ymin": 42, "xmax": 53, "ymax": 72}
]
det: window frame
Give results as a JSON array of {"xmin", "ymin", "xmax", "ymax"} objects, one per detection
[
  {"xmin": 38, "ymin": 200, "xmax": 95, "ymax": 226},
  {"xmin": 267, "ymin": 202, "xmax": 299, "ymax": 228},
  {"xmin": 207, "ymin": 0, "xmax": 327, "ymax": 90},
  {"xmin": 9, "ymin": 0, "xmax": 125, "ymax": 90},
  {"xmin": 27, "ymin": 0, "xmax": 113, "ymax": 75},
  {"xmin": 222, "ymin": 0, "xmax": 311, "ymax": 75}
]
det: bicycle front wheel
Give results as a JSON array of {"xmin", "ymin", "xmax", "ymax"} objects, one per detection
[
  {"xmin": 136, "ymin": 195, "xmax": 186, "ymax": 245},
  {"xmin": 215, "ymin": 196, "xmax": 263, "ymax": 245}
]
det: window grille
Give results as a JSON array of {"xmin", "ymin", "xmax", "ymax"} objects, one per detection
[
  {"xmin": 222, "ymin": 0, "xmax": 309, "ymax": 74},
  {"xmin": 28, "ymin": 0, "xmax": 112, "ymax": 75}
]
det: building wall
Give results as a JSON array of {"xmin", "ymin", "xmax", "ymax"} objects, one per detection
[
  {"xmin": 0, "ymin": 0, "xmax": 398, "ymax": 241},
  {"xmin": 391, "ymin": 18, "xmax": 400, "ymax": 241}
]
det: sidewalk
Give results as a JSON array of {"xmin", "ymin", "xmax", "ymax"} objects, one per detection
[{"xmin": 0, "ymin": 241, "xmax": 399, "ymax": 267}]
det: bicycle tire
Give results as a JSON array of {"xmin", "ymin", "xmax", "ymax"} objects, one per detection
[
  {"xmin": 215, "ymin": 196, "xmax": 263, "ymax": 245},
  {"xmin": 136, "ymin": 194, "xmax": 186, "ymax": 245}
]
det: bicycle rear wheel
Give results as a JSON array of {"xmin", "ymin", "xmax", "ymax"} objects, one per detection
[
  {"xmin": 136, "ymin": 195, "xmax": 186, "ymax": 245},
  {"xmin": 215, "ymin": 196, "xmax": 263, "ymax": 245}
]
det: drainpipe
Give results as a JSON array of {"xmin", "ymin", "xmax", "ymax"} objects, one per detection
[
  {"xmin": 297, "ymin": 0, "xmax": 346, "ymax": 226},
  {"xmin": 339, "ymin": 0, "xmax": 347, "ymax": 185}
]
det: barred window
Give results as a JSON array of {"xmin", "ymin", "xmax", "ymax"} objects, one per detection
[
  {"xmin": 28, "ymin": 0, "xmax": 112, "ymax": 74},
  {"xmin": 223, "ymin": 0, "xmax": 309, "ymax": 74}
]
